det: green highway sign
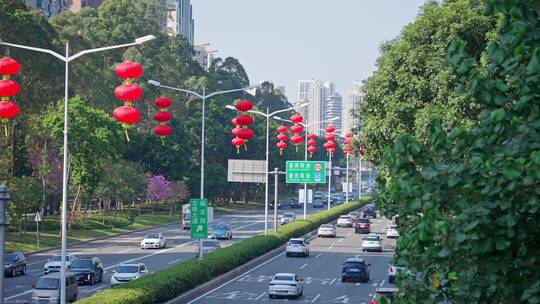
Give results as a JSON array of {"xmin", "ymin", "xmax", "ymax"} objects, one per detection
[
  {"xmin": 189, "ymin": 198, "xmax": 208, "ymax": 239},
  {"xmin": 286, "ymin": 161, "xmax": 326, "ymax": 183}
]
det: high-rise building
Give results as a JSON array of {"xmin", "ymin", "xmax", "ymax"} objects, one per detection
[
  {"xmin": 343, "ymin": 81, "xmax": 363, "ymax": 133},
  {"xmin": 326, "ymin": 93, "xmax": 343, "ymax": 133},
  {"xmin": 166, "ymin": 0, "xmax": 194, "ymax": 44},
  {"xmin": 193, "ymin": 43, "xmax": 217, "ymax": 71},
  {"xmin": 298, "ymin": 79, "xmax": 337, "ymax": 135},
  {"xmin": 25, "ymin": 0, "xmax": 66, "ymax": 18},
  {"xmin": 67, "ymin": 0, "xmax": 104, "ymax": 13}
]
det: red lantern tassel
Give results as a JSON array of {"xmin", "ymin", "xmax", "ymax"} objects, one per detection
[
  {"xmin": 123, "ymin": 125, "xmax": 130, "ymax": 142},
  {"xmin": 244, "ymin": 143, "xmax": 248, "ymax": 151},
  {"xmin": 161, "ymin": 137, "xmax": 165, "ymax": 146},
  {"xmin": 279, "ymin": 149, "xmax": 283, "ymax": 155},
  {"xmin": 236, "ymin": 146, "xmax": 240, "ymax": 154},
  {"xmin": 4, "ymin": 124, "xmax": 7, "ymax": 137}
]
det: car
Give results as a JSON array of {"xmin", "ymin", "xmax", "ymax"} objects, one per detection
[
  {"xmin": 362, "ymin": 234, "xmax": 383, "ymax": 252},
  {"xmin": 376, "ymin": 287, "xmax": 399, "ymax": 302},
  {"xmin": 337, "ymin": 215, "xmax": 353, "ymax": 227},
  {"xmin": 289, "ymin": 198, "xmax": 301, "ymax": 208},
  {"xmin": 70, "ymin": 257, "xmax": 104, "ymax": 285},
  {"xmin": 196, "ymin": 239, "xmax": 221, "ymax": 257},
  {"xmin": 386, "ymin": 225, "xmax": 399, "ymax": 238},
  {"xmin": 280, "ymin": 213, "xmax": 296, "ymax": 225},
  {"xmin": 209, "ymin": 222, "xmax": 232, "ymax": 239},
  {"xmin": 354, "ymin": 218, "xmax": 371, "ymax": 234},
  {"xmin": 268, "ymin": 273, "xmax": 303, "ymax": 299},
  {"xmin": 110, "ymin": 263, "xmax": 149, "ymax": 287},
  {"xmin": 348, "ymin": 211, "xmax": 360, "ymax": 222},
  {"xmin": 269, "ymin": 200, "xmax": 282, "ymax": 209},
  {"xmin": 362, "ymin": 206, "xmax": 376, "ymax": 218},
  {"xmin": 341, "ymin": 257, "xmax": 370, "ymax": 282},
  {"xmin": 318, "ymin": 223, "xmax": 337, "ymax": 237},
  {"xmin": 285, "ymin": 238, "xmax": 310, "ymax": 257},
  {"xmin": 313, "ymin": 199, "xmax": 325, "ymax": 208},
  {"xmin": 4, "ymin": 251, "xmax": 26, "ymax": 277},
  {"xmin": 182, "ymin": 212, "xmax": 190, "ymax": 230},
  {"xmin": 388, "ymin": 264, "xmax": 406, "ymax": 284},
  {"xmin": 140, "ymin": 232, "xmax": 166, "ymax": 249},
  {"xmin": 32, "ymin": 272, "xmax": 78, "ymax": 303},
  {"xmin": 44, "ymin": 254, "xmax": 78, "ymax": 274}
]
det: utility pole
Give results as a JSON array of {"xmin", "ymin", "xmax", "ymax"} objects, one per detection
[{"xmin": 0, "ymin": 185, "xmax": 11, "ymax": 304}]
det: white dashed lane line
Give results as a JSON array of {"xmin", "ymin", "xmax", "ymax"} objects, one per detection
[
  {"xmin": 168, "ymin": 258, "xmax": 183, "ymax": 265},
  {"xmin": 300, "ymin": 263, "xmax": 308, "ymax": 270},
  {"xmin": 312, "ymin": 294, "xmax": 321, "ymax": 302},
  {"xmin": 254, "ymin": 292, "xmax": 267, "ymax": 300},
  {"xmin": 315, "ymin": 253, "xmax": 322, "ymax": 258}
]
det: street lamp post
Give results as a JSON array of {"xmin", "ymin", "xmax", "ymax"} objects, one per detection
[
  {"xmin": 0, "ymin": 35, "xmax": 156, "ymax": 304},
  {"xmin": 225, "ymin": 103, "xmax": 307, "ymax": 235},
  {"xmin": 275, "ymin": 116, "xmax": 339, "ymax": 218},
  {"xmin": 148, "ymin": 81, "xmax": 257, "ymax": 259}
]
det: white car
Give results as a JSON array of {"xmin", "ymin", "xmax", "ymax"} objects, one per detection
[
  {"xmin": 268, "ymin": 273, "xmax": 303, "ymax": 299},
  {"xmin": 44, "ymin": 254, "xmax": 78, "ymax": 274},
  {"xmin": 110, "ymin": 263, "xmax": 149, "ymax": 287},
  {"xmin": 280, "ymin": 213, "xmax": 296, "ymax": 225},
  {"xmin": 386, "ymin": 225, "xmax": 399, "ymax": 238},
  {"xmin": 362, "ymin": 234, "xmax": 383, "ymax": 252},
  {"xmin": 388, "ymin": 264, "xmax": 405, "ymax": 284},
  {"xmin": 318, "ymin": 224, "xmax": 337, "ymax": 238},
  {"xmin": 140, "ymin": 232, "xmax": 166, "ymax": 249},
  {"xmin": 337, "ymin": 215, "xmax": 353, "ymax": 227},
  {"xmin": 285, "ymin": 238, "xmax": 310, "ymax": 257}
]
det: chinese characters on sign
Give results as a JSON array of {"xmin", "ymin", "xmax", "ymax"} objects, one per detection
[
  {"xmin": 285, "ymin": 161, "xmax": 326, "ymax": 183},
  {"xmin": 189, "ymin": 198, "xmax": 208, "ymax": 239}
]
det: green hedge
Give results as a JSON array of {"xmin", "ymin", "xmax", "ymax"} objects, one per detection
[
  {"xmin": 8, "ymin": 215, "xmax": 133, "ymax": 233},
  {"xmin": 76, "ymin": 197, "xmax": 371, "ymax": 304}
]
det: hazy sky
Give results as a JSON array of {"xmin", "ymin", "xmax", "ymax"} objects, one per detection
[{"xmin": 191, "ymin": 0, "xmax": 427, "ymax": 101}]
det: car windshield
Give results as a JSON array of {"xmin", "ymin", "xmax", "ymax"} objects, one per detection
[
  {"xmin": 51, "ymin": 255, "xmax": 69, "ymax": 262},
  {"xmin": 183, "ymin": 214, "xmax": 190, "ymax": 220},
  {"xmin": 340, "ymin": 216, "xmax": 351, "ymax": 219},
  {"xmin": 320, "ymin": 224, "xmax": 333, "ymax": 229},
  {"xmin": 288, "ymin": 240, "xmax": 304, "ymax": 245},
  {"xmin": 388, "ymin": 225, "xmax": 397, "ymax": 230},
  {"xmin": 358, "ymin": 219, "xmax": 370, "ymax": 223},
  {"xmin": 274, "ymin": 275, "xmax": 294, "ymax": 281},
  {"xmin": 145, "ymin": 233, "xmax": 160, "ymax": 239},
  {"xmin": 116, "ymin": 266, "xmax": 139, "ymax": 273},
  {"xmin": 202, "ymin": 241, "xmax": 217, "ymax": 247},
  {"xmin": 70, "ymin": 260, "xmax": 92, "ymax": 268},
  {"xmin": 365, "ymin": 236, "xmax": 380, "ymax": 241},
  {"xmin": 4, "ymin": 254, "xmax": 15, "ymax": 262},
  {"xmin": 214, "ymin": 224, "xmax": 228, "ymax": 230},
  {"xmin": 35, "ymin": 278, "xmax": 59, "ymax": 290},
  {"xmin": 283, "ymin": 213, "xmax": 294, "ymax": 218}
]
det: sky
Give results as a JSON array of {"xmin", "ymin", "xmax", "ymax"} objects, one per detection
[{"xmin": 191, "ymin": 0, "xmax": 427, "ymax": 101}]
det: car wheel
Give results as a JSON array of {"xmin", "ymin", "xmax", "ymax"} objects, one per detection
[
  {"xmin": 20, "ymin": 265, "xmax": 26, "ymax": 275},
  {"xmin": 72, "ymin": 293, "xmax": 77, "ymax": 302},
  {"xmin": 269, "ymin": 294, "xmax": 274, "ymax": 299},
  {"xmin": 8, "ymin": 268, "xmax": 15, "ymax": 277},
  {"xmin": 341, "ymin": 277, "xmax": 346, "ymax": 282},
  {"xmin": 90, "ymin": 274, "xmax": 95, "ymax": 285},
  {"xmin": 163, "ymin": 242, "xmax": 167, "ymax": 248},
  {"xmin": 286, "ymin": 252, "xmax": 290, "ymax": 257},
  {"xmin": 389, "ymin": 277, "xmax": 394, "ymax": 284}
]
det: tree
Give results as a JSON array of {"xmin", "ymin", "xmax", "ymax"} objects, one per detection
[
  {"xmin": 95, "ymin": 160, "xmax": 146, "ymax": 210},
  {"xmin": 378, "ymin": 1, "xmax": 540, "ymax": 303},
  {"xmin": 357, "ymin": 0, "xmax": 496, "ymax": 165},
  {"xmin": 7, "ymin": 176, "xmax": 42, "ymax": 234}
]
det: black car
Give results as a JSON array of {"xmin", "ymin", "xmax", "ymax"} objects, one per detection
[
  {"xmin": 289, "ymin": 198, "xmax": 301, "ymax": 208},
  {"xmin": 4, "ymin": 252, "xmax": 26, "ymax": 277},
  {"xmin": 70, "ymin": 257, "xmax": 104, "ymax": 285},
  {"xmin": 341, "ymin": 257, "xmax": 370, "ymax": 282},
  {"xmin": 269, "ymin": 200, "xmax": 282, "ymax": 209},
  {"xmin": 362, "ymin": 207, "xmax": 376, "ymax": 219}
]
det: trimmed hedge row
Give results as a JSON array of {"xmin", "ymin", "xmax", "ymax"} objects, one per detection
[
  {"xmin": 76, "ymin": 197, "xmax": 372, "ymax": 304},
  {"xmin": 9, "ymin": 215, "xmax": 133, "ymax": 233}
]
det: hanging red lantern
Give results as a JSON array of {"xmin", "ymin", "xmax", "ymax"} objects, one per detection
[
  {"xmin": 307, "ymin": 139, "xmax": 316, "ymax": 146},
  {"xmin": 344, "ymin": 140, "xmax": 351, "ymax": 145},
  {"xmin": 323, "ymin": 141, "xmax": 336, "ymax": 150},
  {"xmin": 114, "ymin": 61, "xmax": 142, "ymax": 79},
  {"xmin": 154, "ymin": 97, "xmax": 172, "ymax": 108},
  {"xmin": 277, "ymin": 133, "xmax": 288, "ymax": 141},
  {"xmin": 231, "ymin": 137, "xmax": 245, "ymax": 154},
  {"xmin": 328, "ymin": 147, "xmax": 336, "ymax": 154},
  {"xmin": 114, "ymin": 84, "xmax": 143, "ymax": 102},
  {"xmin": 325, "ymin": 125, "xmax": 335, "ymax": 133},
  {"xmin": 277, "ymin": 125, "xmax": 288, "ymax": 133},
  {"xmin": 290, "ymin": 134, "xmax": 303, "ymax": 144},
  {"xmin": 235, "ymin": 128, "xmax": 254, "ymax": 140},
  {"xmin": 232, "ymin": 127, "xmax": 242, "ymax": 137},
  {"xmin": 235, "ymin": 114, "xmax": 254, "ymax": 126},
  {"xmin": 234, "ymin": 100, "xmax": 253, "ymax": 112},
  {"xmin": 154, "ymin": 125, "xmax": 172, "ymax": 137},
  {"xmin": 308, "ymin": 133, "xmax": 317, "ymax": 140},
  {"xmin": 290, "ymin": 124, "xmax": 303, "ymax": 134},
  {"xmin": 345, "ymin": 132, "xmax": 353, "ymax": 138},
  {"xmin": 276, "ymin": 141, "xmax": 287, "ymax": 155},
  {"xmin": 308, "ymin": 145, "xmax": 316, "ymax": 157},
  {"xmin": 290, "ymin": 114, "xmax": 303, "ymax": 124},
  {"xmin": 113, "ymin": 105, "xmax": 141, "ymax": 125},
  {"xmin": 0, "ymin": 57, "xmax": 20, "ymax": 75},
  {"xmin": 0, "ymin": 101, "xmax": 19, "ymax": 119},
  {"xmin": 0, "ymin": 80, "xmax": 20, "ymax": 96},
  {"xmin": 276, "ymin": 125, "xmax": 288, "ymax": 154},
  {"xmin": 154, "ymin": 111, "xmax": 172, "ymax": 122},
  {"xmin": 324, "ymin": 134, "xmax": 335, "ymax": 142},
  {"xmin": 231, "ymin": 118, "xmax": 238, "ymax": 127}
]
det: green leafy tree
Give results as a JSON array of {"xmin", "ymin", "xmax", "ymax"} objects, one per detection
[
  {"xmin": 7, "ymin": 176, "xmax": 42, "ymax": 234},
  {"xmin": 378, "ymin": 1, "xmax": 540, "ymax": 303},
  {"xmin": 95, "ymin": 160, "xmax": 147, "ymax": 209}
]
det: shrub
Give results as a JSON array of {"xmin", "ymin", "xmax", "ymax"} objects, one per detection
[{"xmin": 76, "ymin": 197, "xmax": 372, "ymax": 304}]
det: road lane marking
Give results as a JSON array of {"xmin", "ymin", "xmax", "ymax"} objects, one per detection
[
  {"xmin": 254, "ymin": 292, "xmax": 266, "ymax": 300},
  {"xmin": 347, "ymin": 232, "xmax": 352, "ymax": 236},
  {"xmin": 118, "ymin": 248, "xmax": 131, "ymax": 254},
  {"xmin": 315, "ymin": 253, "xmax": 322, "ymax": 258},
  {"xmin": 5, "ymin": 291, "xmax": 32, "ymax": 300},
  {"xmin": 338, "ymin": 238, "xmax": 344, "ymax": 242},
  {"xmin": 168, "ymin": 258, "xmax": 183, "ymax": 265},
  {"xmin": 84, "ymin": 286, "xmax": 106, "ymax": 294},
  {"xmin": 372, "ymin": 283, "xmax": 378, "ymax": 286},
  {"xmin": 312, "ymin": 294, "xmax": 321, "ymax": 302},
  {"xmin": 355, "ymin": 255, "xmax": 360, "ymax": 258},
  {"xmin": 329, "ymin": 278, "xmax": 336, "ymax": 285},
  {"xmin": 328, "ymin": 245, "xmax": 334, "ymax": 249},
  {"xmin": 380, "ymin": 279, "xmax": 385, "ymax": 286},
  {"xmin": 300, "ymin": 263, "xmax": 308, "ymax": 269}
]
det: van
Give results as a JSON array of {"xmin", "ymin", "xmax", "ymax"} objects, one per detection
[{"xmin": 31, "ymin": 272, "xmax": 78, "ymax": 303}]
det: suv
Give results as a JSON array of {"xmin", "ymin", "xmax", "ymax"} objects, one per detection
[
  {"xmin": 4, "ymin": 251, "xmax": 26, "ymax": 277},
  {"xmin": 280, "ymin": 213, "xmax": 296, "ymax": 225},
  {"xmin": 362, "ymin": 207, "xmax": 376, "ymax": 218},
  {"xmin": 313, "ymin": 199, "xmax": 325, "ymax": 208},
  {"xmin": 269, "ymin": 200, "xmax": 282, "ymax": 209},
  {"xmin": 32, "ymin": 272, "xmax": 78, "ymax": 303},
  {"xmin": 341, "ymin": 258, "xmax": 370, "ymax": 282},
  {"xmin": 354, "ymin": 218, "xmax": 371, "ymax": 234},
  {"xmin": 289, "ymin": 198, "xmax": 301, "ymax": 208},
  {"xmin": 70, "ymin": 257, "xmax": 104, "ymax": 285},
  {"xmin": 286, "ymin": 238, "xmax": 310, "ymax": 257}
]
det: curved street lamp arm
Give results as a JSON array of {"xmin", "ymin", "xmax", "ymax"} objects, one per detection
[
  {"xmin": 206, "ymin": 86, "xmax": 252, "ymax": 99},
  {"xmin": 154, "ymin": 84, "xmax": 203, "ymax": 99},
  {"xmin": 0, "ymin": 41, "xmax": 66, "ymax": 62},
  {"xmin": 68, "ymin": 42, "xmax": 139, "ymax": 62}
]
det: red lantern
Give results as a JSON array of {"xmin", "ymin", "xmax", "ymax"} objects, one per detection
[
  {"xmin": 0, "ymin": 57, "xmax": 20, "ymax": 75},
  {"xmin": 0, "ymin": 101, "xmax": 19, "ymax": 119},
  {"xmin": 328, "ymin": 147, "xmax": 336, "ymax": 154},
  {"xmin": 235, "ymin": 114, "xmax": 254, "ymax": 126},
  {"xmin": 276, "ymin": 141, "xmax": 287, "ymax": 155},
  {"xmin": 290, "ymin": 114, "xmax": 303, "ymax": 124},
  {"xmin": 154, "ymin": 125, "xmax": 172, "ymax": 137},
  {"xmin": 113, "ymin": 106, "xmax": 140, "ymax": 125},
  {"xmin": 307, "ymin": 139, "xmax": 316, "ymax": 146},
  {"xmin": 308, "ymin": 133, "xmax": 317, "ymax": 139},
  {"xmin": 344, "ymin": 140, "xmax": 351, "ymax": 145},
  {"xmin": 0, "ymin": 80, "xmax": 20, "ymax": 96},
  {"xmin": 325, "ymin": 125, "xmax": 335, "ymax": 133},
  {"xmin": 308, "ymin": 145, "xmax": 316, "ymax": 157},
  {"xmin": 235, "ymin": 100, "xmax": 253, "ymax": 112},
  {"xmin": 154, "ymin": 111, "xmax": 172, "ymax": 123},
  {"xmin": 154, "ymin": 97, "xmax": 172, "ymax": 108},
  {"xmin": 235, "ymin": 128, "xmax": 254, "ymax": 140},
  {"xmin": 324, "ymin": 134, "xmax": 335, "ymax": 142},
  {"xmin": 290, "ymin": 124, "xmax": 304, "ymax": 134},
  {"xmin": 114, "ymin": 84, "xmax": 142, "ymax": 101},
  {"xmin": 277, "ymin": 125, "xmax": 288, "ymax": 133},
  {"xmin": 290, "ymin": 134, "xmax": 303, "ymax": 144},
  {"xmin": 277, "ymin": 133, "xmax": 288, "ymax": 141},
  {"xmin": 323, "ymin": 141, "xmax": 336, "ymax": 149},
  {"xmin": 115, "ymin": 61, "xmax": 142, "ymax": 79},
  {"xmin": 232, "ymin": 137, "xmax": 245, "ymax": 153},
  {"xmin": 345, "ymin": 132, "xmax": 353, "ymax": 138}
]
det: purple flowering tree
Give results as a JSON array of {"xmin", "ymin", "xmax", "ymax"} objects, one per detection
[{"xmin": 146, "ymin": 175, "xmax": 172, "ymax": 202}]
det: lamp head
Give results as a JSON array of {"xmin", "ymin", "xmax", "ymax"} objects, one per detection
[
  {"xmin": 147, "ymin": 80, "xmax": 161, "ymax": 87},
  {"xmin": 135, "ymin": 35, "xmax": 156, "ymax": 44},
  {"xmin": 225, "ymin": 105, "xmax": 236, "ymax": 111}
]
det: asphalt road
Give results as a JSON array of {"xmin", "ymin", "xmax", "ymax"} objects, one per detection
[
  {"xmin": 188, "ymin": 209, "xmax": 395, "ymax": 304},
  {"xmin": 4, "ymin": 203, "xmax": 325, "ymax": 303}
]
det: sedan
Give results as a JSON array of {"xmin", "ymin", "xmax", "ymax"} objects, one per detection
[
  {"xmin": 268, "ymin": 273, "xmax": 303, "ymax": 299},
  {"xmin": 111, "ymin": 263, "xmax": 149, "ymax": 287},
  {"xmin": 209, "ymin": 222, "xmax": 233, "ymax": 239},
  {"xmin": 44, "ymin": 254, "xmax": 78, "ymax": 274},
  {"xmin": 318, "ymin": 224, "xmax": 337, "ymax": 237},
  {"xmin": 362, "ymin": 234, "xmax": 383, "ymax": 252},
  {"xmin": 140, "ymin": 232, "xmax": 166, "ymax": 249},
  {"xmin": 4, "ymin": 251, "xmax": 26, "ymax": 277},
  {"xmin": 280, "ymin": 213, "xmax": 296, "ymax": 225},
  {"xmin": 337, "ymin": 215, "xmax": 353, "ymax": 227},
  {"xmin": 386, "ymin": 225, "xmax": 399, "ymax": 238}
]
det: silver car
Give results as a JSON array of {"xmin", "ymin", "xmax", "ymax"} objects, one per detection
[
  {"xmin": 110, "ymin": 263, "xmax": 149, "ymax": 287},
  {"xmin": 32, "ymin": 272, "xmax": 78, "ymax": 303},
  {"xmin": 318, "ymin": 224, "xmax": 337, "ymax": 237},
  {"xmin": 280, "ymin": 213, "xmax": 296, "ymax": 225},
  {"xmin": 268, "ymin": 273, "xmax": 303, "ymax": 299},
  {"xmin": 196, "ymin": 239, "xmax": 221, "ymax": 257}
]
